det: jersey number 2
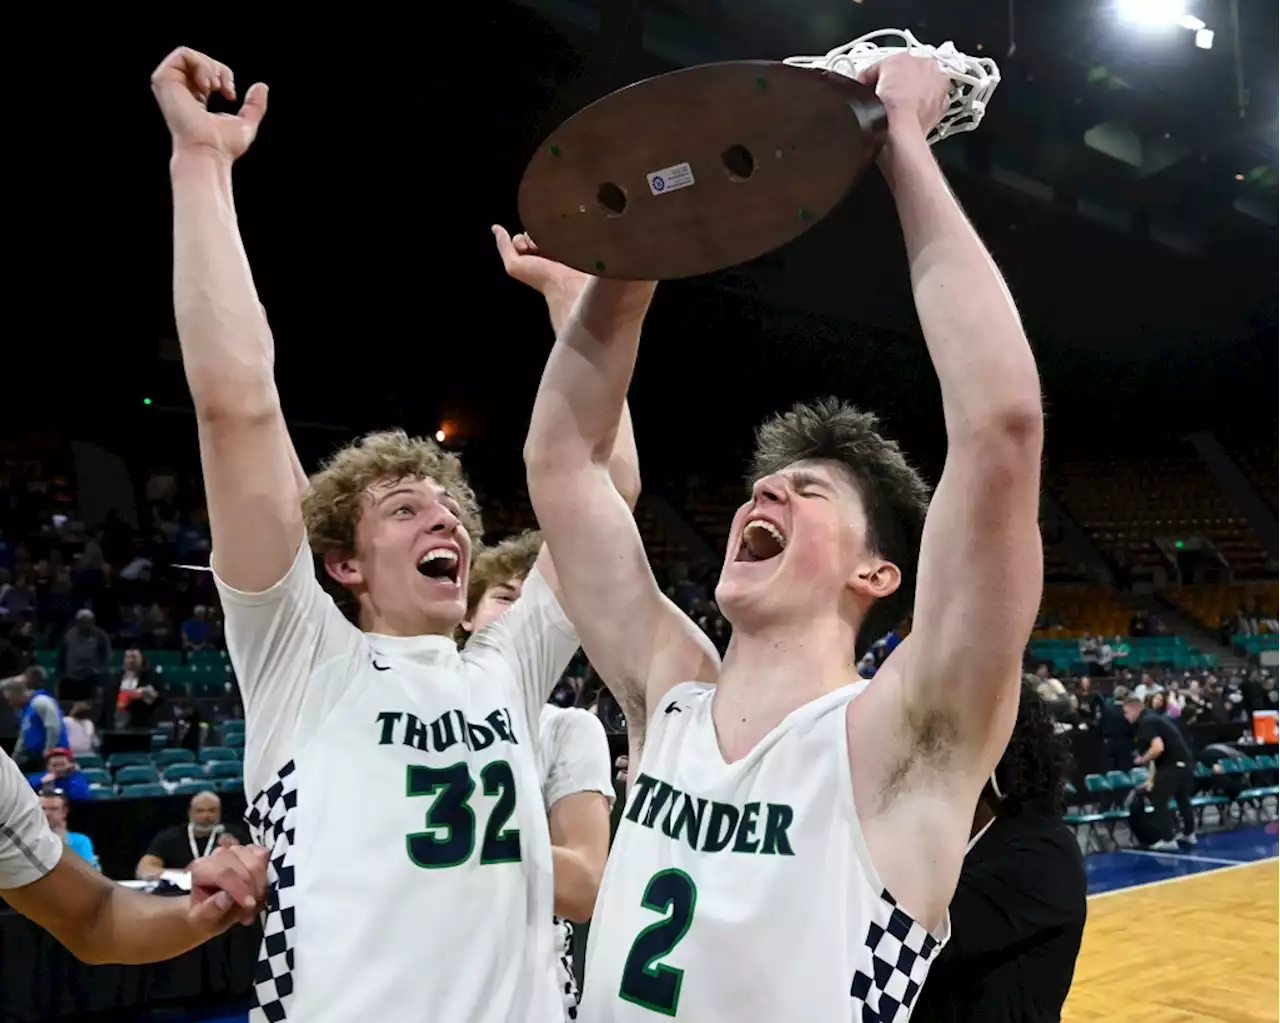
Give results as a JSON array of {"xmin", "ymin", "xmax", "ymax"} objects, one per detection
[
  {"xmin": 619, "ymin": 869, "xmax": 698, "ymax": 1016},
  {"xmin": 405, "ymin": 761, "xmax": 521, "ymax": 868}
]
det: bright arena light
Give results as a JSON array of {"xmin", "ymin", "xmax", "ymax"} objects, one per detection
[
  {"xmin": 1117, "ymin": 0, "xmax": 1186, "ymax": 27},
  {"xmin": 435, "ymin": 429, "xmax": 447, "ymax": 443},
  {"xmin": 1194, "ymin": 28, "xmax": 1214, "ymax": 49}
]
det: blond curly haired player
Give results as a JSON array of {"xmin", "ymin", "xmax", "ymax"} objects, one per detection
[{"xmin": 151, "ymin": 47, "xmax": 638, "ymax": 1023}]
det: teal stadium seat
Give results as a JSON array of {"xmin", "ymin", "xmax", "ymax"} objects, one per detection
[
  {"xmin": 200, "ymin": 747, "xmax": 238, "ymax": 763},
  {"xmin": 162, "ymin": 763, "xmax": 208, "ymax": 783},
  {"xmin": 153, "ymin": 749, "xmax": 196, "ymax": 767},
  {"xmin": 106, "ymin": 752, "xmax": 153, "ymax": 771},
  {"xmin": 115, "ymin": 765, "xmax": 160, "ymax": 786},
  {"xmin": 120, "ymin": 783, "xmax": 167, "ymax": 798}
]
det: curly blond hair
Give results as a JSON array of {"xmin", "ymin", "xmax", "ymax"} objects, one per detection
[
  {"xmin": 303, "ymin": 430, "xmax": 483, "ymax": 557},
  {"xmin": 467, "ymin": 530, "xmax": 542, "ymax": 615}
]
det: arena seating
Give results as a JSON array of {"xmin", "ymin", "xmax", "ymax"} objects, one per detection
[
  {"xmin": 1028, "ymin": 634, "xmax": 1217, "ymax": 674},
  {"xmin": 1161, "ymin": 581, "xmax": 1278, "ymax": 634},
  {"xmin": 1051, "ymin": 445, "xmax": 1271, "ymax": 577}
]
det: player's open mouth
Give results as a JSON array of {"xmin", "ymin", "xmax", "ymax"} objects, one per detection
[
  {"xmin": 735, "ymin": 519, "xmax": 786, "ymax": 563},
  {"xmin": 417, "ymin": 547, "xmax": 460, "ymax": 584}
]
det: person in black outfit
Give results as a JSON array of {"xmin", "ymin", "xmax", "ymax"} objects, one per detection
[
  {"xmin": 914, "ymin": 678, "xmax": 1086, "ymax": 1023},
  {"xmin": 1097, "ymin": 685, "xmax": 1134, "ymax": 772},
  {"xmin": 1124, "ymin": 696, "xmax": 1196, "ymax": 850}
]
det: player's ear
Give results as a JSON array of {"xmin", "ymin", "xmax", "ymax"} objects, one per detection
[
  {"xmin": 324, "ymin": 549, "xmax": 363, "ymax": 587},
  {"xmin": 849, "ymin": 557, "xmax": 900, "ymax": 600}
]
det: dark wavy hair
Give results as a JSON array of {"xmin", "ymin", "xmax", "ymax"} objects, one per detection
[{"xmin": 988, "ymin": 677, "xmax": 1074, "ymax": 818}]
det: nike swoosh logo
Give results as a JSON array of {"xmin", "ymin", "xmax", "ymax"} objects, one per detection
[{"xmin": 372, "ymin": 661, "xmax": 391, "ymax": 672}]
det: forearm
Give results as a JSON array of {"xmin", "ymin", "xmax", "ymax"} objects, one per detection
[
  {"xmin": 526, "ymin": 279, "xmax": 655, "ymax": 470},
  {"xmin": 880, "ymin": 130, "xmax": 1041, "ymax": 437},
  {"xmin": 136, "ymin": 855, "xmax": 166, "ymax": 880},
  {"xmin": 544, "ymin": 282, "xmax": 642, "ymax": 508},
  {"xmin": 80, "ymin": 888, "xmax": 208, "ymax": 965},
  {"xmin": 171, "ymin": 151, "xmax": 277, "ymax": 415},
  {"xmin": 551, "ymin": 845, "xmax": 603, "ymax": 923},
  {"xmin": 37, "ymin": 701, "xmax": 63, "ymax": 751}
]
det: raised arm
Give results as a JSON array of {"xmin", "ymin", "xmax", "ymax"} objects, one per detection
[
  {"xmin": 870, "ymin": 57, "xmax": 1044, "ymax": 780},
  {"xmin": 523, "ymin": 276, "xmax": 719, "ymax": 728},
  {"xmin": 152, "ymin": 48, "xmax": 301, "ymax": 594}
]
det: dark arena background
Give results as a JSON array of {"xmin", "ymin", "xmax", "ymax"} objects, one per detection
[{"xmin": 2, "ymin": 2, "xmax": 1277, "ymax": 1020}]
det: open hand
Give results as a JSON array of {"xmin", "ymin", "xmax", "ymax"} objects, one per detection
[
  {"xmin": 857, "ymin": 53, "xmax": 950, "ymax": 140},
  {"xmin": 151, "ymin": 48, "xmax": 268, "ymax": 160},
  {"xmin": 492, "ymin": 226, "xmax": 588, "ymax": 302},
  {"xmin": 188, "ymin": 844, "xmax": 269, "ymax": 935}
]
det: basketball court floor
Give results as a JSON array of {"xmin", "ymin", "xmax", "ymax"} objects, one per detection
[
  {"xmin": 164, "ymin": 825, "xmax": 1280, "ymax": 1023},
  {"xmin": 1064, "ymin": 823, "xmax": 1279, "ymax": 1023}
]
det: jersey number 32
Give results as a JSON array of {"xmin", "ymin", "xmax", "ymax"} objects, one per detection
[{"xmin": 404, "ymin": 761, "xmax": 521, "ymax": 868}]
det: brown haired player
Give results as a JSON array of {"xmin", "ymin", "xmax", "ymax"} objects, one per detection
[
  {"xmin": 151, "ymin": 47, "xmax": 637, "ymax": 1023},
  {"xmin": 524, "ymin": 54, "xmax": 1044, "ymax": 1021}
]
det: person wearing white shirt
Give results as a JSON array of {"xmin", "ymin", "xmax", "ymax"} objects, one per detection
[{"xmin": 462, "ymin": 531, "xmax": 616, "ymax": 1020}]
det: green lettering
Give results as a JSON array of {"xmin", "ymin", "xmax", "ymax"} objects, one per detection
[
  {"xmin": 670, "ymin": 794, "xmax": 708, "ymax": 849},
  {"xmin": 430, "ymin": 712, "xmax": 459, "ymax": 751},
  {"xmin": 660, "ymin": 788, "xmax": 684, "ymax": 838},
  {"xmin": 702, "ymin": 802, "xmax": 739, "ymax": 853},
  {"xmin": 403, "ymin": 714, "xmax": 430, "ymax": 752},
  {"xmin": 642, "ymin": 782, "xmax": 674, "ymax": 829},
  {"xmin": 376, "ymin": 711, "xmax": 402, "ymax": 745},
  {"xmin": 486, "ymin": 709, "xmax": 515, "ymax": 744},
  {"xmin": 732, "ymin": 802, "xmax": 761, "ymax": 853},
  {"xmin": 625, "ymin": 773, "xmax": 659, "ymax": 823},
  {"xmin": 760, "ymin": 803, "xmax": 795, "ymax": 856}
]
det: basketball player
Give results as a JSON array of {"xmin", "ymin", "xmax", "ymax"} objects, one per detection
[
  {"xmin": 912, "ymin": 678, "xmax": 1086, "ymax": 1021},
  {"xmin": 1, "ymin": 746, "xmax": 268, "ymax": 963},
  {"xmin": 151, "ymin": 47, "xmax": 637, "ymax": 1023},
  {"xmin": 524, "ymin": 52, "xmax": 1044, "ymax": 1021},
  {"xmin": 461, "ymin": 530, "xmax": 615, "ymax": 1021}
]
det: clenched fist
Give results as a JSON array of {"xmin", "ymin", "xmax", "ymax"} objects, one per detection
[
  {"xmin": 856, "ymin": 52, "xmax": 951, "ymax": 141},
  {"xmin": 151, "ymin": 47, "xmax": 268, "ymax": 161},
  {"xmin": 187, "ymin": 843, "xmax": 270, "ymax": 936}
]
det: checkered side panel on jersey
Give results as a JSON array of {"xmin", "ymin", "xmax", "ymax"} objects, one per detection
[
  {"xmin": 849, "ymin": 889, "xmax": 941, "ymax": 1023},
  {"xmin": 554, "ymin": 916, "xmax": 580, "ymax": 1020},
  {"xmin": 245, "ymin": 760, "xmax": 299, "ymax": 1023}
]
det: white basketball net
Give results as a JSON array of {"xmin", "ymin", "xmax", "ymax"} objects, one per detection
[{"xmin": 783, "ymin": 28, "xmax": 1001, "ymax": 145}]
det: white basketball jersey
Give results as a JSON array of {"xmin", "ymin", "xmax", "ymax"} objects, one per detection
[
  {"xmin": 216, "ymin": 541, "xmax": 579, "ymax": 1023},
  {"xmin": 579, "ymin": 682, "xmax": 949, "ymax": 1023},
  {"xmin": 538, "ymin": 704, "xmax": 615, "ymax": 1020}
]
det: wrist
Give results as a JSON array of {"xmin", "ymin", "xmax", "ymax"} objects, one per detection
[
  {"xmin": 170, "ymin": 145, "xmax": 235, "ymax": 181},
  {"xmin": 877, "ymin": 122, "xmax": 933, "ymax": 183}
]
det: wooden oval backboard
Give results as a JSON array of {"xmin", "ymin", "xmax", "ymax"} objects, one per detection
[{"xmin": 518, "ymin": 60, "xmax": 886, "ymax": 281}]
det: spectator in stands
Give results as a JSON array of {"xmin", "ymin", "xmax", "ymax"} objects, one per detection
[
  {"xmin": 913, "ymin": 678, "xmax": 1085, "ymax": 1022},
  {"xmin": 103, "ymin": 648, "xmax": 166, "ymax": 732},
  {"xmin": 1078, "ymin": 631, "xmax": 1100, "ymax": 676},
  {"xmin": 63, "ymin": 701, "xmax": 97, "ymax": 757},
  {"xmin": 143, "ymin": 602, "xmax": 174, "ymax": 649},
  {"xmin": 0, "ymin": 622, "xmax": 27, "ymax": 678},
  {"xmin": 0, "ymin": 569, "xmax": 36, "ymax": 624},
  {"xmin": 1074, "ymin": 676, "xmax": 1102, "ymax": 725},
  {"xmin": 56, "ymin": 608, "xmax": 110, "ymax": 702},
  {"xmin": 1124, "ymin": 695, "xmax": 1196, "ymax": 850},
  {"xmin": 173, "ymin": 701, "xmax": 209, "ymax": 753},
  {"xmin": 180, "ymin": 604, "xmax": 213, "ymax": 652},
  {"xmin": 1095, "ymin": 636, "xmax": 1115, "ymax": 676},
  {"xmin": 40, "ymin": 789, "xmax": 99, "ymax": 870},
  {"xmin": 1098, "ymin": 685, "xmax": 1133, "ymax": 772},
  {"xmin": 1128, "ymin": 611, "xmax": 1148, "ymax": 638},
  {"xmin": 4, "ymin": 670, "xmax": 67, "ymax": 772},
  {"xmin": 38, "ymin": 566, "xmax": 78, "ymax": 642},
  {"xmin": 27, "ymin": 747, "xmax": 91, "ymax": 801},
  {"xmin": 136, "ymin": 791, "xmax": 249, "ymax": 880}
]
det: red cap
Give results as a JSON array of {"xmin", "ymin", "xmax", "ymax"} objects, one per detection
[{"xmin": 46, "ymin": 747, "xmax": 73, "ymax": 760}]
